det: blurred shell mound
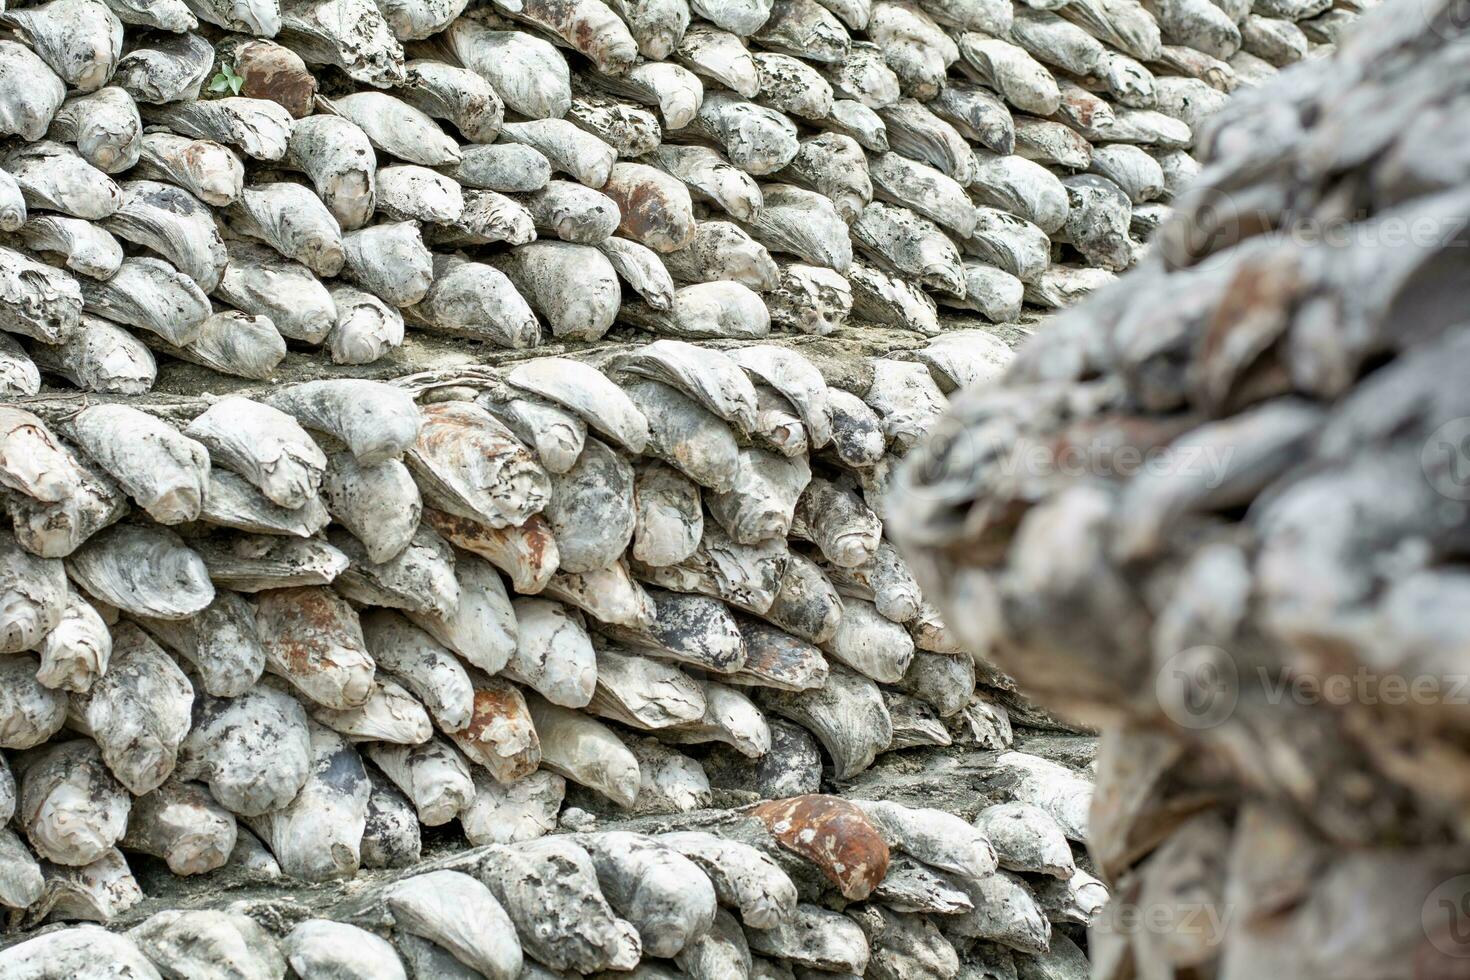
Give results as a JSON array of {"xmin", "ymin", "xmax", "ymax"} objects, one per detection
[{"xmin": 889, "ymin": 0, "xmax": 1470, "ymax": 976}]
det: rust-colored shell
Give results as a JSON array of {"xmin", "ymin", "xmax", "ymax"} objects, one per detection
[
  {"xmin": 752, "ymin": 794, "xmax": 889, "ymax": 899},
  {"xmin": 423, "ymin": 508, "xmax": 560, "ymax": 594},
  {"xmin": 449, "ymin": 675, "xmax": 541, "ymax": 784},
  {"xmin": 233, "ymin": 40, "xmax": 318, "ymax": 119}
]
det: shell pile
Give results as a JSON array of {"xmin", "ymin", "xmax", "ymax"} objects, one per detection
[
  {"xmin": 1, "ymin": 329, "xmax": 1108, "ymax": 976},
  {"xmin": 0, "ymin": 0, "xmax": 1367, "ymax": 969},
  {"xmin": 0, "ymin": 0, "xmax": 1359, "ymax": 391},
  {"xmin": 0, "ymin": 783, "xmax": 1106, "ymax": 978},
  {"xmin": 892, "ymin": 0, "xmax": 1470, "ymax": 975}
]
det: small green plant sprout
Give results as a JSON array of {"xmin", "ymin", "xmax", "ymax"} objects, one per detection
[{"xmin": 208, "ymin": 62, "xmax": 245, "ymax": 96}]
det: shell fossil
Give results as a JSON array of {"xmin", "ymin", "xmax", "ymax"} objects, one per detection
[{"xmin": 0, "ymin": 0, "xmax": 1365, "ymax": 967}]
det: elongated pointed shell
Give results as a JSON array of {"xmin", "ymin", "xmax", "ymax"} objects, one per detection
[
  {"xmin": 661, "ymin": 830, "xmax": 798, "ymax": 928},
  {"xmin": 13, "ymin": 213, "xmax": 122, "ymax": 277},
  {"xmin": 448, "ymin": 672, "xmax": 540, "ymax": 783},
  {"xmin": 506, "ymin": 358, "xmax": 650, "ymax": 454},
  {"xmin": 0, "ymin": 41, "xmax": 67, "ymax": 141},
  {"xmin": 366, "ymin": 736, "xmax": 473, "ymax": 827},
  {"xmin": 68, "ymin": 524, "xmax": 214, "ymax": 620},
  {"xmin": 358, "ymin": 614, "xmax": 467, "ymax": 728},
  {"xmin": 400, "ymin": 58, "xmax": 502, "ymax": 142},
  {"xmin": 491, "ymin": 242, "xmax": 618, "ymax": 342},
  {"xmin": 384, "ymin": 869, "xmax": 522, "ymax": 979},
  {"xmin": 577, "ymin": 831, "xmax": 717, "ymax": 958},
  {"xmin": 406, "ymin": 401, "xmax": 551, "ymax": 527},
  {"xmin": 285, "ymin": 114, "xmax": 375, "ymax": 230},
  {"xmin": 128, "ymin": 909, "xmax": 284, "ymax": 979},
  {"xmin": 459, "ymin": 766, "xmax": 563, "ymax": 844},
  {"xmin": 214, "ymin": 245, "xmax": 336, "ymax": 345},
  {"xmin": 589, "ymin": 642, "xmax": 705, "ymax": 729},
  {"xmin": 193, "ymin": 532, "xmax": 348, "ymax": 592},
  {"xmin": 1, "ymin": 245, "xmax": 83, "ymax": 344},
  {"xmin": 70, "ymin": 405, "xmax": 209, "ymax": 524},
  {"xmin": 0, "ymin": 410, "xmax": 85, "ymax": 511},
  {"xmin": 278, "ymin": 0, "xmax": 404, "ymax": 87},
  {"xmin": 15, "ymin": 739, "xmax": 130, "ymax": 867},
  {"xmin": 438, "ymin": 18, "xmax": 571, "ymax": 120},
  {"xmin": 185, "ymin": 397, "xmax": 326, "ymax": 510},
  {"xmin": 330, "ymin": 523, "xmax": 459, "ymax": 617},
  {"xmin": 752, "ymin": 794, "xmax": 889, "ymax": 899},
  {"xmin": 476, "ymin": 836, "xmax": 641, "ymax": 973},
  {"xmin": 263, "ymin": 379, "xmax": 422, "ymax": 465},
  {"xmin": 69, "ymin": 623, "xmax": 193, "ymax": 795},
  {"xmin": 78, "ymin": 255, "xmax": 209, "ymax": 346},
  {"xmin": 600, "ymin": 162, "xmax": 695, "ymax": 252},
  {"xmin": 400, "ymin": 254, "xmax": 531, "ymax": 343},
  {"xmin": 121, "ymin": 777, "xmax": 236, "ymax": 876},
  {"xmin": 0, "ymin": 827, "xmax": 44, "ymax": 911},
  {"xmin": 0, "ymin": 334, "xmax": 38, "ymax": 396},
  {"xmin": 325, "ymin": 92, "xmax": 458, "ymax": 166},
  {"xmin": 0, "ymin": 654, "xmax": 67, "ymax": 749},
  {"xmin": 113, "ymin": 30, "xmax": 213, "ymax": 105},
  {"xmin": 478, "ymin": 393, "xmax": 587, "ymax": 476},
  {"xmin": 405, "ymin": 550, "xmax": 516, "ymax": 674},
  {"xmin": 255, "ymin": 587, "xmax": 374, "ymax": 710},
  {"xmin": 175, "ymin": 683, "xmax": 310, "ymax": 815},
  {"xmin": 502, "ymin": 597, "xmax": 596, "ymax": 707},
  {"xmin": 340, "ymin": 220, "xmax": 434, "ymax": 308},
  {"xmin": 4, "ymin": 452, "xmax": 127, "ymax": 563},
  {"xmin": 46, "ymin": 86, "xmax": 142, "ymax": 173},
  {"xmin": 28, "ymin": 316, "xmax": 154, "ymax": 394},
  {"xmin": 244, "ymin": 721, "xmax": 368, "ymax": 882},
  {"xmin": 143, "ymin": 96, "xmax": 293, "ymax": 161},
  {"xmin": 308, "ymin": 677, "xmax": 433, "ymax": 745},
  {"xmin": 526, "ymin": 693, "xmax": 640, "ymax": 807},
  {"xmin": 0, "ymin": 536, "xmax": 68, "ymax": 655},
  {"xmin": 106, "ymin": 176, "xmax": 228, "ymax": 286},
  {"xmin": 426, "ymin": 510, "xmax": 560, "ymax": 595},
  {"xmin": 284, "ymin": 920, "xmax": 406, "ymax": 980},
  {"xmin": 221, "ymin": 183, "xmax": 342, "ymax": 280},
  {"xmin": 135, "ymin": 590, "xmax": 264, "ymax": 697},
  {"xmin": 760, "ymin": 664, "xmax": 891, "ymax": 777},
  {"xmin": 542, "ymin": 438, "xmax": 636, "ymax": 574},
  {"xmin": 35, "ymin": 589, "xmax": 111, "ymax": 694},
  {"xmin": 320, "ymin": 452, "xmax": 422, "ymax": 564}
]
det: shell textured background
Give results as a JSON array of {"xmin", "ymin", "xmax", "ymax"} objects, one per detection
[{"xmin": 0, "ymin": 0, "xmax": 1364, "ymax": 971}]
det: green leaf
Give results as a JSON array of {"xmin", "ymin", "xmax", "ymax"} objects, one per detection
[{"xmin": 208, "ymin": 64, "xmax": 246, "ymax": 97}]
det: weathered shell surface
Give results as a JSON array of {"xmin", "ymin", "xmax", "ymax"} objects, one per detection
[{"xmin": 0, "ymin": 0, "xmax": 1348, "ymax": 965}]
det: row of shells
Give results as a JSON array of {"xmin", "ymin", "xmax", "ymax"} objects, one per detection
[
  {"xmin": 1, "ymin": 336, "xmax": 1100, "ymax": 979},
  {"xmin": 0, "ymin": 0, "xmax": 1361, "ymax": 396},
  {"xmin": 888, "ymin": 0, "xmax": 1470, "ymax": 976},
  {"xmin": 1, "ymin": 783, "xmax": 1100, "ymax": 979}
]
